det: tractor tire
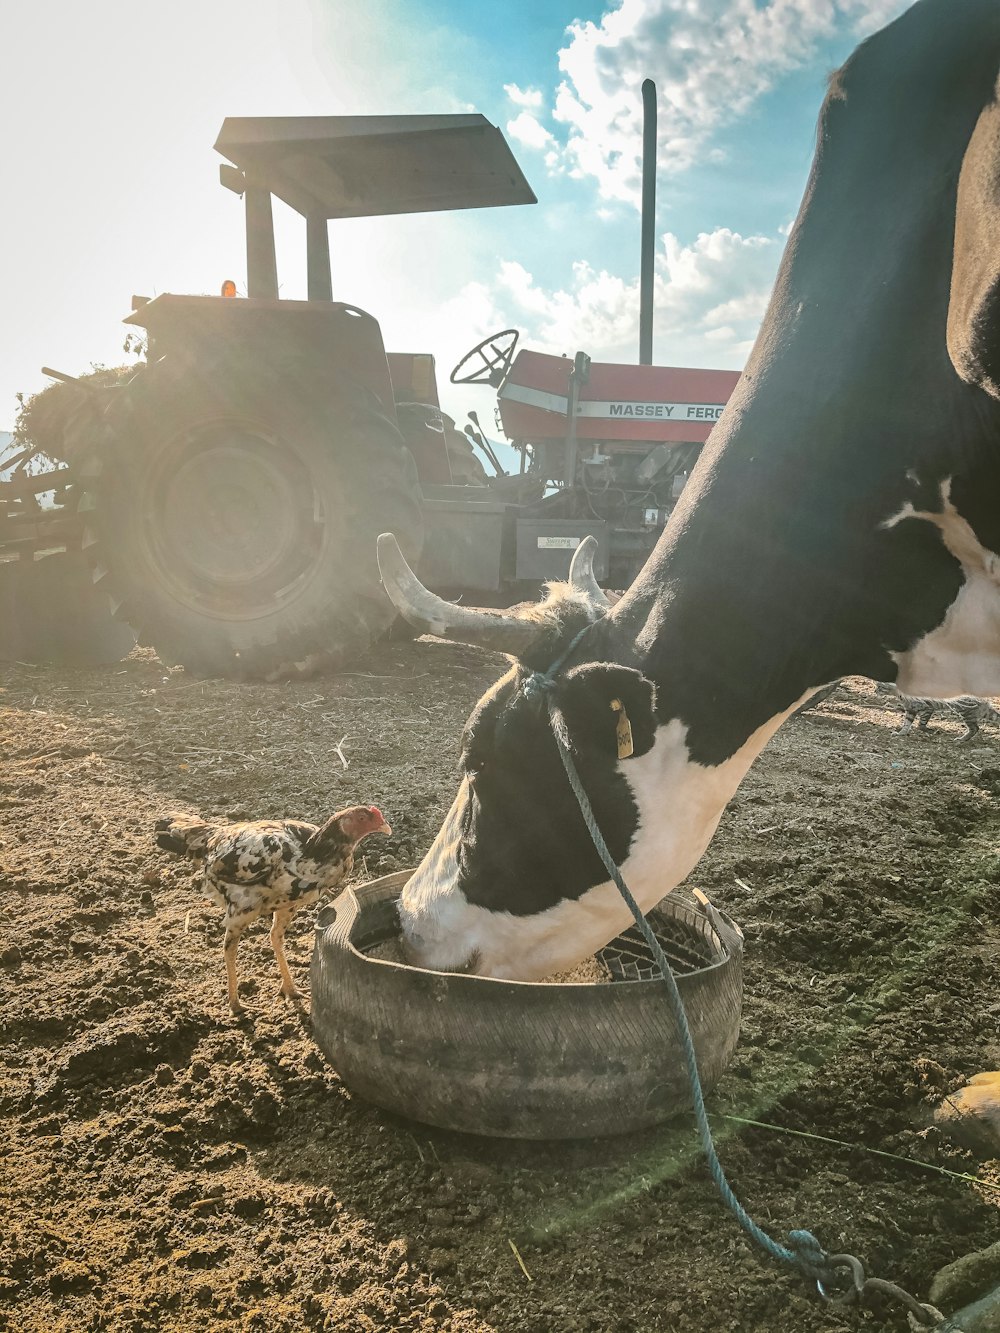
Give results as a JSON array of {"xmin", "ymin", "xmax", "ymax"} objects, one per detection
[{"xmin": 77, "ymin": 365, "xmax": 423, "ymax": 680}]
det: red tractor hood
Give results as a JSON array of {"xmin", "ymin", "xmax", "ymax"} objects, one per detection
[{"xmin": 498, "ymin": 350, "xmax": 740, "ymax": 445}]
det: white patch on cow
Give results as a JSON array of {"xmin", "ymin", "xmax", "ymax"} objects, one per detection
[
  {"xmin": 400, "ymin": 696, "xmax": 813, "ymax": 980},
  {"xmin": 397, "ymin": 777, "xmax": 475, "ymax": 971},
  {"xmin": 884, "ymin": 478, "xmax": 1000, "ymax": 696}
]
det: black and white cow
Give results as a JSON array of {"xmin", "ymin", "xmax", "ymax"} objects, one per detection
[{"xmin": 378, "ymin": 0, "xmax": 1000, "ymax": 980}]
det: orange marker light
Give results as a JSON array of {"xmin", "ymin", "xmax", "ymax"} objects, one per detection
[{"xmin": 220, "ymin": 279, "xmax": 237, "ymax": 298}]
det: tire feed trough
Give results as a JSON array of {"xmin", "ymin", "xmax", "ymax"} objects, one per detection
[{"xmin": 310, "ymin": 871, "xmax": 744, "ymax": 1140}]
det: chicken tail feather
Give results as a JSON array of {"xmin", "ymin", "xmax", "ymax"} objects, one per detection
[{"xmin": 155, "ymin": 814, "xmax": 213, "ymax": 860}]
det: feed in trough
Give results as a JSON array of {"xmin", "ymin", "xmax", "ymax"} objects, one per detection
[
  {"xmin": 364, "ymin": 903, "xmax": 719, "ymax": 985},
  {"xmin": 366, "ymin": 934, "xmax": 610, "ymax": 983}
]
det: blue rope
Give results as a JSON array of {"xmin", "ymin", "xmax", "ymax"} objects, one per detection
[
  {"xmin": 522, "ymin": 648, "xmax": 831, "ymax": 1285},
  {"xmin": 521, "ymin": 621, "xmax": 598, "ymax": 701}
]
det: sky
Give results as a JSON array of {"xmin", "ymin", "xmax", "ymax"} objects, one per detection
[{"xmin": 0, "ymin": 0, "xmax": 911, "ymax": 438}]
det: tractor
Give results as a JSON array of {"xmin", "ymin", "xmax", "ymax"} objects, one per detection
[
  {"xmin": 449, "ymin": 336, "xmax": 738, "ymax": 590},
  {"xmin": 0, "ymin": 111, "xmax": 738, "ymax": 676}
]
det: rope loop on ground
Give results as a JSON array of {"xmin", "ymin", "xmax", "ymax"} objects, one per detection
[{"xmin": 522, "ymin": 637, "xmax": 945, "ymax": 1329}]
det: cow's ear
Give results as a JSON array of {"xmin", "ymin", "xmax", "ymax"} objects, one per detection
[
  {"xmin": 557, "ymin": 664, "xmax": 658, "ymax": 759},
  {"xmin": 948, "ymin": 96, "xmax": 1000, "ymax": 399}
]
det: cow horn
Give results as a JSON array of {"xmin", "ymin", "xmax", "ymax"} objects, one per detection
[
  {"xmin": 377, "ymin": 533, "xmax": 539, "ymax": 655},
  {"xmin": 568, "ymin": 536, "xmax": 612, "ymax": 608}
]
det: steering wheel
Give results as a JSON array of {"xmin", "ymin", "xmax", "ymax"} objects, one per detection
[{"xmin": 450, "ymin": 329, "xmax": 519, "ymax": 386}]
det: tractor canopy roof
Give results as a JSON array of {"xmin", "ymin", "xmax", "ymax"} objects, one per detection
[{"xmin": 214, "ymin": 114, "xmax": 536, "ymax": 220}]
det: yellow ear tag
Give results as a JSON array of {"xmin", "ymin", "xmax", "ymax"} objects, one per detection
[{"xmin": 610, "ymin": 698, "xmax": 634, "ymax": 760}]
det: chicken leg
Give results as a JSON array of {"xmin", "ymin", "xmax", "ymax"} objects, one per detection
[
  {"xmin": 269, "ymin": 905, "xmax": 303, "ymax": 1000},
  {"xmin": 223, "ymin": 908, "xmax": 254, "ymax": 1016}
]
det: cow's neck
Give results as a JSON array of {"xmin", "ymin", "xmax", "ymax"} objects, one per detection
[{"xmin": 622, "ymin": 706, "xmax": 801, "ymax": 907}]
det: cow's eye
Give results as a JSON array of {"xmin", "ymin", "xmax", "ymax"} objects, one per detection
[{"xmin": 466, "ymin": 757, "xmax": 487, "ymax": 778}]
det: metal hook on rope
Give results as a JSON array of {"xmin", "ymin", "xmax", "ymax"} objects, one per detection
[{"xmin": 812, "ymin": 1251, "xmax": 944, "ymax": 1327}]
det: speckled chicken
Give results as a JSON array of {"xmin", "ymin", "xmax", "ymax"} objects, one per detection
[{"xmin": 155, "ymin": 806, "xmax": 391, "ymax": 1014}]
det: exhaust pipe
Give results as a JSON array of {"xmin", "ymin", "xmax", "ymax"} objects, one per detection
[{"xmin": 639, "ymin": 78, "xmax": 657, "ymax": 366}]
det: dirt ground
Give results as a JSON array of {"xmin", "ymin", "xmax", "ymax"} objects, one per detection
[{"xmin": 2, "ymin": 642, "xmax": 999, "ymax": 1333}]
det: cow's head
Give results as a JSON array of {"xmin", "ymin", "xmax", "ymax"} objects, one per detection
[{"xmin": 378, "ymin": 534, "xmax": 669, "ymax": 978}]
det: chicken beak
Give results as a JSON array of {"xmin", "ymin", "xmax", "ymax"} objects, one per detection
[{"xmin": 376, "ymin": 820, "xmax": 392, "ymax": 837}]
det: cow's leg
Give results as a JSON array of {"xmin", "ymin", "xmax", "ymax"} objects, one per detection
[{"xmin": 270, "ymin": 906, "xmax": 302, "ymax": 1000}]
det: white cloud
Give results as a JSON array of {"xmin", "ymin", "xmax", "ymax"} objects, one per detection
[
  {"xmin": 504, "ymin": 82, "xmax": 544, "ymax": 109},
  {"xmin": 497, "ymin": 258, "xmax": 638, "ymax": 355},
  {"xmin": 842, "ymin": 0, "xmax": 911, "ymax": 36},
  {"xmin": 656, "ymin": 227, "xmax": 778, "ymax": 359},
  {"xmin": 444, "ymin": 226, "xmax": 781, "ymax": 379},
  {"xmin": 506, "ymin": 110, "xmax": 556, "ymax": 152},
  {"xmin": 704, "ymin": 325, "xmax": 737, "ymax": 342},
  {"xmin": 542, "ymin": 0, "xmax": 911, "ymax": 204}
]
